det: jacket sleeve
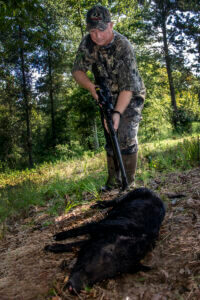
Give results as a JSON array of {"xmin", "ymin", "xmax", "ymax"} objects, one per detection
[
  {"xmin": 72, "ymin": 35, "xmax": 95, "ymax": 74},
  {"xmin": 117, "ymin": 40, "xmax": 145, "ymax": 97}
]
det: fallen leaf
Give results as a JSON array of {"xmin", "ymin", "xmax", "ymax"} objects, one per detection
[{"xmin": 64, "ymin": 275, "xmax": 69, "ymax": 283}]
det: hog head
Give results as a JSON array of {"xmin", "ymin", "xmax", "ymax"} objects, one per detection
[
  {"xmin": 65, "ymin": 235, "xmax": 141, "ymax": 293},
  {"xmin": 65, "ymin": 238, "xmax": 121, "ymax": 293}
]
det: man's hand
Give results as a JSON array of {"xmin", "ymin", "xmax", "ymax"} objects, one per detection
[
  {"xmin": 89, "ymin": 85, "xmax": 99, "ymax": 101},
  {"xmin": 104, "ymin": 112, "xmax": 120, "ymax": 133},
  {"xmin": 72, "ymin": 70, "xmax": 98, "ymax": 101},
  {"xmin": 112, "ymin": 112, "xmax": 120, "ymax": 131}
]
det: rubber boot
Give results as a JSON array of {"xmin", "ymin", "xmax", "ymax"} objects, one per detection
[
  {"xmin": 122, "ymin": 152, "xmax": 138, "ymax": 189},
  {"xmin": 101, "ymin": 155, "xmax": 120, "ymax": 192}
]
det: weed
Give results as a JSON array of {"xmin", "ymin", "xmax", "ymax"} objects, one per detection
[{"xmin": 0, "ymin": 135, "xmax": 199, "ymax": 223}]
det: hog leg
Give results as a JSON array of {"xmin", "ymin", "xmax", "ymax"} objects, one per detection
[
  {"xmin": 91, "ymin": 193, "xmax": 128, "ymax": 209},
  {"xmin": 44, "ymin": 240, "xmax": 87, "ymax": 253},
  {"xmin": 91, "ymin": 199, "xmax": 117, "ymax": 209},
  {"xmin": 129, "ymin": 263, "xmax": 152, "ymax": 273},
  {"xmin": 54, "ymin": 220, "xmax": 143, "ymax": 241},
  {"xmin": 53, "ymin": 223, "xmax": 97, "ymax": 241},
  {"xmin": 92, "ymin": 188, "xmax": 161, "ymax": 209}
]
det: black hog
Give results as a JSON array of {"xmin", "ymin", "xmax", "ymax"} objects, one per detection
[{"xmin": 45, "ymin": 187, "xmax": 165, "ymax": 293}]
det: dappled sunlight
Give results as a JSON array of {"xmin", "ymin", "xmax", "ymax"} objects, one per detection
[
  {"xmin": 0, "ymin": 167, "xmax": 200, "ymax": 299},
  {"xmin": 0, "ymin": 152, "xmax": 106, "ymax": 189},
  {"xmin": 1, "ymin": 136, "xmax": 199, "ymax": 223}
]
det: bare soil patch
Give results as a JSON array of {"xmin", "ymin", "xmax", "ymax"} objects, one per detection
[{"xmin": 0, "ymin": 167, "xmax": 200, "ymax": 300}]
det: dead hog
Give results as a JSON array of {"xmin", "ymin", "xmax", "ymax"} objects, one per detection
[{"xmin": 45, "ymin": 187, "xmax": 165, "ymax": 293}]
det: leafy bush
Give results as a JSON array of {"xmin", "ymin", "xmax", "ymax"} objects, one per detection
[
  {"xmin": 54, "ymin": 142, "xmax": 85, "ymax": 159},
  {"xmin": 174, "ymin": 108, "xmax": 197, "ymax": 133}
]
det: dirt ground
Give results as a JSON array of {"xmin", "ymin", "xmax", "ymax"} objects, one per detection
[{"xmin": 0, "ymin": 167, "xmax": 200, "ymax": 300}]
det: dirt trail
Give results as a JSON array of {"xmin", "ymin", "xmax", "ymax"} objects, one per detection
[{"xmin": 0, "ymin": 167, "xmax": 200, "ymax": 300}]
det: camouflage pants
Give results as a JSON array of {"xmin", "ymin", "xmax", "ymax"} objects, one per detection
[{"xmin": 103, "ymin": 96, "xmax": 144, "ymax": 156}]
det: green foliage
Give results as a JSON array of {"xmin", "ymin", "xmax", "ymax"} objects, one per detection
[
  {"xmin": 174, "ymin": 108, "xmax": 197, "ymax": 133},
  {"xmin": 54, "ymin": 142, "xmax": 86, "ymax": 159},
  {"xmin": 140, "ymin": 98, "xmax": 172, "ymax": 141},
  {"xmin": 1, "ymin": 135, "xmax": 200, "ymax": 223},
  {"xmin": 0, "ymin": 0, "xmax": 199, "ymax": 171},
  {"xmin": 0, "ymin": 182, "xmax": 44, "ymax": 222},
  {"xmin": 67, "ymin": 85, "xmax": 106, "ymax": 150},
  {"xmin": 0, "ymin": 167, "xmax": 105, "ymax": 222},
  {"xmin": 137, "ymin": 136, "xmax": 200, "ymax": 183},
  {"xmin": 160, "ymin": 137, "xmax": 198, "ymax": 170}
]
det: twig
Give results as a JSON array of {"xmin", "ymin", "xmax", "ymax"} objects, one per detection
[
  {"xmin": 186, "ymin": 290, "xmax": 193, "ymax": 300},
  {"xmin": 73, "ymin": 289, "xmax": 83, "ymax": 300},
  {"xmin": 100, "ymin": 292, "xmax": 105, "ymax": 300},
  {"xmin": 161, "ymin": 232, "xmax": 173, "ymax": 242}
]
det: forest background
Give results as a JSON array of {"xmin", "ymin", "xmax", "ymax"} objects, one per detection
[
  {"xmin": 0, "ymin": 0, "xmax": 199, "ymax": 171},
  {"xmin": 0, "ymin": 2, "xmax": 200, "ymax": 298}
]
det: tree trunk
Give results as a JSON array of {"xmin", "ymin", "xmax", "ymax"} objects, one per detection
[
  {"xmin": 19, "ymin": 26, "xmax": 33, "ymax": 168},
  {"xmin": 77, "ymin": 0, "xmax": 84, "ymax": 38},
  {"xmin": 48, "ymin": 49, "xmax": 56, "ymax": 146},
  {"xmin": 93, "ymin": 118, "xmax": 99, "ymax": 150},
  {"xmin": 161, "ymin": 14, "xmax": 178, "ymax": 128}
]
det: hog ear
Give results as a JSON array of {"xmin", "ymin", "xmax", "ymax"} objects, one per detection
[
  {"xmin": 116, "ymin": 235, "xmax": 136, "ymax": 244},
  {"xmin": 101, "ymin": 244, "xmax": 116, "ymax": 255}
]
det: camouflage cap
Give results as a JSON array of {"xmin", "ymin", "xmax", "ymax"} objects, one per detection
[{"xmin": 86, "ymin": 5, "xmax": 111, "ymax": 31}]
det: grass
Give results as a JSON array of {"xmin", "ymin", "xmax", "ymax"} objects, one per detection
[
  {"xmin": 0, "ymin": 135, "xmax": 199, "ymax": 223},
  {"xmin": 0, "ymin": 152, "xmax": 106, "ymax": 223}
]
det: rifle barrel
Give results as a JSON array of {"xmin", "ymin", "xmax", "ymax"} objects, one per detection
[
  {"xmin": 96, "ymin": 85, "xmax": 128, "ymax": 190},
  {"xmin": 106, "ymin": 117, "xmax": 128, "ymax": 190}
]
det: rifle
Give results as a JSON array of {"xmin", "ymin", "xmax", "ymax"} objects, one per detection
[{"xmin": 95, "ymin": 83, "xmax": 128, "ymax": 191}]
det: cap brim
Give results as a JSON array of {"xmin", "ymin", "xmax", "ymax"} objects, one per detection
[{"xmin": 87, "ymin": 21, "xmax": 108, "ymax": 31}]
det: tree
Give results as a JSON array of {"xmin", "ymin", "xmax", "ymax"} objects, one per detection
[
  {"xmin": 136, "ymin": 0, "xmax": 200, "ymax": 130},
  {"xmin": 35, "ymin": 10, "xmax": 68, "ymax": 148},
  {"xmin": 0, "ymin": 0, "xmax": 44, "ymax": 168}
]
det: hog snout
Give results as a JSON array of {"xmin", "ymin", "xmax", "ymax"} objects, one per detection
[
  {"xmin": 65, "ymin": 280, "xmax": 77, "ymax": 294},
  {"xmin": 65, "ymin": 272, "xmax": 88, "ymax": 294}
]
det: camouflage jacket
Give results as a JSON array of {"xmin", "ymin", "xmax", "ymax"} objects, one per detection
[{"xmin": 72, "ymin": 31, "xmax": 145, "ymax": 107}]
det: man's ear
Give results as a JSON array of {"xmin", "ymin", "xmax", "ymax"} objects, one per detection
[{"xmin": 109, "ymin": 22, "xmax": 114, "ymax": 30}]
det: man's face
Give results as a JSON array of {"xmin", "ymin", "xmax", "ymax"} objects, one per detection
[{"xmin": 89, "ymin": 22, "xmax": 114, "ymax": 46}]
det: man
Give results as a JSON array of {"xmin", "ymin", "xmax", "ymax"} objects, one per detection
[{"xmin": 72, "ymin": 5, "xmax": 145, "ymax": 191}]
